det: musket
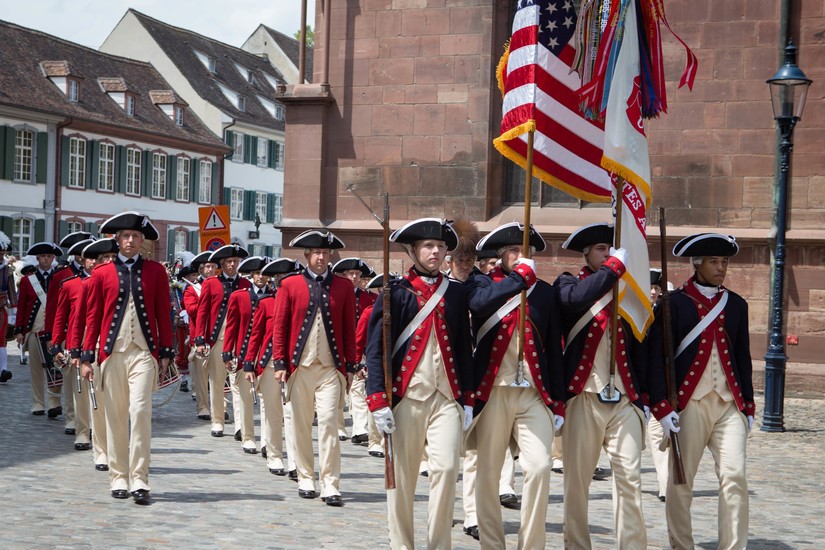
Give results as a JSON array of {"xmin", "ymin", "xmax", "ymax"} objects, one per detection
[
  {"xmin": 658, "ymin": 207, "xmax": 687, "ymax": 485},
  {"xmin": 347, "ymin": 185, "xmax": 396, "ymax": 490}
]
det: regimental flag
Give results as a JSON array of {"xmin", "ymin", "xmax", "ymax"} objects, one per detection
[{"xmin": 493, "ymin": 0, "xmax": 612, "ymax": 203}]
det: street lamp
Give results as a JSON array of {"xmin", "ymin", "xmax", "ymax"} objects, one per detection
[{"xmin": 762, "ymin": 41, "xmax": 812, "ymax": 433}]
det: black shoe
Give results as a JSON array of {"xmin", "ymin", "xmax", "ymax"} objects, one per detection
[
  {"xmin": 592, "ymin": 467, "xmax": 612, "ymax": 481},
  {"xmin": 95, "ymin": 464, "xmax": 109, "ymax": 472},
  {"xmin": 500, "ymin": 493, "xmax": 520, "ymax": 510},
  {"xmin": 74, "ymin": 442, "xmax": 92, "ymax": 451},
  {"xmin": 322, "ymin": 494, "xmax": 343, "ymax": 507},
  {"xmin": 132, "ymin": 489, "xmax": 151, "ymax": 505},
  {"xmin": 269, "ymin": 468, "xmax": 286, "ymax": 476},
  {"xmin": 224, "ymin": 412, "xmax": 230, "ymax": 421},
  {"xmin": 658, "ymin": 495, "xmax": 666, "ymax": 502},
  {"xmin": 298, "ymin": 489, "xmax": 317, "ymax": 499},
  {"xmin": 243, "ymin": 447, "xmax": 257, "ymax": 455},
  {"xmin": 351, "ymin": 433, "xmax": 368, "ymax": 444},
  {"xmin": 111, "ymin": 489, "xmax": 129, "ymax": 499},
  {"xmin": 463, "ymin": 525, "xmax": 480, "ymax": 540},
  {"xmin": 288, "ymin": 470, "xmax": 298, "ymax": 481},
  {"xmin": 20, "ymin": 358, "xmax": 27, "ymax": 365},
  {"xmin": 65, "ymin": 428, "xmax": 76, "ymax": 435},
  {"xmin": 32, "ymin": 410, "xmax": 45, "ymax": 416},
  {"xmin": 0, "ymin": 370, "xmax": 11, "ymax": 382},
  {"xmin": 234, "ymin": 430, "xmax": 242, "ymax": 441},
  {"xmin": 338, "ymin": 435, "xmax": 348, "ymax": 441},
  {"xmin": 47, "ymin": 406, "xmax": 63, "ymax": 419},
  {"xmin": 211, "ymin": 430, "xmax": 224, "ymax": 437},
  {"xmin": 261, "ymin": 446, "xmax": 267, "ymax": 459},
  {"xmin": 420, "ymin": 470, "xmax": 429, "ymax": 477},
  {"xmin": 551, "ymin": 467, "xmax": 563, "ymax": 474},
  {"xmin": 179, "ymin": 380, "xmax": 189, "ymax": 392},
  {"xmin": 369, "ymin": 450, "xmax": 385, "ymax": 458},
  {"xmin": 197, "ymin": 414, "xmax": 210, "ymax": 421}
]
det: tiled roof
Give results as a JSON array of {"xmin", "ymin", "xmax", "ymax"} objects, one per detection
[
  {"xmin": 0, "ymin": 19, "xmax": 227, "ymax": 151},
  {"xmin": 261, "ymin": 24, "xmax": 314, "ymax": 84},
  {"xmin": 149, "ymin": 89, "xmax": 187, "ymax": 105},
  {"xmin": 97, "ymin": 77, "xmax": 128, "ymax": 92},
  {"xmin": 129, "ymin": 10, "xmax": 286, "ymax": 132}
]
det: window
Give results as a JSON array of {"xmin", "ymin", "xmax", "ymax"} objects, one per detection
[
  {"xmin": 68, "ymin": 137, "xmax": 86, "ymax": 188},
  {"xmin": 248, "ymin": 72, "xmax": 256, "ymax": 85},
  {"xmin": 272, "ymin": 193, "xmax": 283, "ymax": 224},
  {"xmin": 199, "ymin": 160, "xmax": 212, "ymax": 203},
  {"xmin": 126, "ymin": 148, "xmax": 142, "ymax": 195},
  {"xmin": 274, "ymin": 141, "xmax": 285, "ymax": 170},
  {"xmin": 233, "ymin": 132, "xmax": 244, "ymax": 161},
  {"xmin": 256, "ymin": 192, "xmax": 267, "ymax": 222},
  {"xmin": 126, "ymin": 95, "xmax": 135, "ymax": 116},
  {"xmin": 68, "ymin": 80, "xmax": 79, "ymax": 102},
  {"xmin": 67, "ymin": 220, "xmax": 83, "ymax": 234},
  {"xmin": 230, "ymin": 188, "xmax": 244, "ymax": 220},
  {"xmin": 176, "ymin": 157, "xmax": 190, "ymax": 201},
  {"xmin": 257, "ymin": 138, "xmax": 268, "ymax": 167},
  {"xmin": 503, "ymin": 160, "xmax": 582, "ymax": 207},
  {"xmin": 174, "ymin": 106, "xmax": 184, "ymax": 126},
  {"xmin": 98, "ymin": 143, "xmax": 115, "ymax": 192},
  {"xmin": 194, "ymin": 50, "xmax": 216, "ymax": 73},
  {"xmin": 14, "ymin": 129, "xmax": 33, "ymax": 182},
  {"xmin": 238, "ymin": 95, "xmax": 247, "ymax": 112},
  {"xmin": 152, "ymin": 153, "xmax": 167, "ymax": 198},
  {"xmin": 275, "ymin": 105, "xmax": 284, "ymax": 120},
  {"xmin": 12, "ymin": 217, "xmax": 33, "ymax": 256},
  {"xmin": 174, "ymin": 230, "xmax": 187, "ymax": 256}
]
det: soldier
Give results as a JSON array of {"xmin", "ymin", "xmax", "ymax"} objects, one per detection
[
  {"xmin": 243, "ymin": 258, "xmax": 303, "ymax": 476},
  {"xmin": 0, "ymin": 231, "xmax": 16, "ymax": 383},
  {"xmin": 51, "ymin": 237, "xmax": 97, "ymax": 451},
  {"xmin": 194, "ymin": 244, "xmax": 251, "ymax": 438},
  {"xmin": 171, "ymin": 251, "xmax": 196, "ymax": 393},
  {"xmin": 467, "ymin": 222, "xmax": 566, "ymax": 548},
  {"xmin": 183, "ymin": 251, "xmax": 218, "ymax": 420},
  {"xmin": 648, "ymin": 233, "xmax": 754, "ymax": 550},
  {"xmin": 80, "ymin": 212, "xmax": 175, "ymax": 505},
  {"xmin": 555, "ymin": 222, "xmax": 647, "ymax": 549},
  {"xmin": 223, "ymin": 255, "xmax": 271, "ymax": 454},
  {"xmin": 365, "ymin": 218, "xmax": 474, "ymax": 549},
  {"xmin": 648, "ymin": 267, "xmax": 671, "ymax": 502},
  {"xmin": 476, "ymin": 249, "xmax": 498, "ymax": 275},
  {"xmin": 15, "ymin": 241, "xmax": 63, "ymax": 417}
]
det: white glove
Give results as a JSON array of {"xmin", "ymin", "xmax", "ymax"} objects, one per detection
[
  {"xmin": 660, "ymin": 411, "xmax": 681, "ymax": 437},
  {"xmin": 463, "ymin": 405, "xmax": 474, "ymax": 431},
  {"xmin": 554, "ymin": 415, "xmax": 564, "ymax": 432},
  {"xmin": 515, "ymin": 257, "xmax": 536, "ymax": 273},
  {"xmin": 609, "ymin": 246, "xmax": 628, "ymax": 266},
  {"xmin": 179, "ymin": 310, "xmax": 190, "ymax": 324},
  {"xmin": 747, "ymin": 415, "xmax": 754, "ymax": 433},
  {"xmin": 644, "ymin": 405, "xmax": 651, "ymax": 424},
  {"xmin": 373, "ymin": 407, "xmax": 396, "ymax": 434}
]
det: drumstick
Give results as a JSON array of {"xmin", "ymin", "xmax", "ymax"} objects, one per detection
[{"xmin": 89, "ymin": 379, "xmax": 98, "ymax": 410}]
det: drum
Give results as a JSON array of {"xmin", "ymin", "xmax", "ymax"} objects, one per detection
[
  {"xmin": 45, "ymin": 365, "xmax": 63, "ymax": 390},
  {"xmin": 223, "ymin": 374, "xmax": 232, "ymax": 394},
  {"xmin": 158, "ymin": 361, "xmax": 181, "ymax": 390}
]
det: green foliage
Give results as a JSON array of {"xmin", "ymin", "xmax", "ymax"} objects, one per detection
[{"xmin": 294, "ymin": 25, "xmax": 314, "ymax": 48}]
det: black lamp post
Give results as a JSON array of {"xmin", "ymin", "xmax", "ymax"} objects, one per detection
[{"xmin": 762, "ymin": 41, "xmax": 811, "ymax": 433}]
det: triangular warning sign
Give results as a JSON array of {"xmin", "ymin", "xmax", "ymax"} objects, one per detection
[{"xmin": 202, "ymin": 207, "xmax": 227, "ymax": 231}]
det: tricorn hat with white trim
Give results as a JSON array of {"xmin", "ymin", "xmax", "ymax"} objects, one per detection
[
  {"xmin": 477, "ymin": 222, "xmax": 546, "ymax": 253},
  {"xmin": 209, "ymin": 243, "xmax": 249, "ymax": 263},
  {"xmin": 66, "ymin": 238, "xmax": 97, "ymax": 257},
  {"xmin": 262, "ymin": 258, "xmax": 304, "ymax": 276},
  {"xmin": 238, "ymin": 255, "xmax": 271, "ymax": 274},
  {"xmin": 562, "ymin": 222, "xmax": 614, "ymax": 253},
  {"xmin": 289, "ymin": 229, "xmax": 345, "ymax": 250},
  {"xmin": 367, "ymin": 272, "xmax": 400, "ymax": 289},
  {"xmin": 99, "ymin": 211, "xmax": 160, "ymax": 240},
  {"xmin": 390, "ymin": 218, "xmax": 458, "ymax": 250},
  {"xmin": 81, "ymin": 238, "xmax": 119, "ymax": 259},
  {"xmin": 332, "ymin": 257, "xmax": 372, "ymax": 277},
  {"xmin": 59, "ymin": 231, "xmax": 93, "ymax": 249},
  {"xmin": 672, "ymin": 233, "xmax": 739, "ymax": 258},
  {"xmin": 190, "ymin": 251, "xmax": 218, "ymax": 269},
  {"xmin": 26, "ymin": 242, "xmax": 63, "ymax": 257}
]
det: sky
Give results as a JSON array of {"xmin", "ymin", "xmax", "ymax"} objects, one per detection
[{"xmin": 1, "ymin": 0, "xmax": 315, "ymax": 49}]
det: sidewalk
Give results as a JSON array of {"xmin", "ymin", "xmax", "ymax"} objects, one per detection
[{"xmin": 1, "ymin": 341, "xmax": 822, "ymax": 549}]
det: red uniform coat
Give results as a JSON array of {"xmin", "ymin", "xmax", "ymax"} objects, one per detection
[
  {"xmin": 51, "ymin": 273, "xmax": 88, "ymax": 348},
  {"xmin": 272, "ymin": 269, "xmax": 356, "ymax": 377},
  {"xmin": 243, "ymin": 294, "xmax": 276, "ymax": 376},
  {"xmin": 182, "ymin": 281, "xmax": 201, "ymax": 334},
  {"xmin": 14, "ymin": 269, "xmax": 53, "ymax": 336},
  {"xmin": 222, "ymin": 287, "xmax": 269, "ymax": 362},
  {"xmin": 81, "ymin": 256, "xmax": 174, "ymax": 364},
  {"xmin": 355, "ymin": 303, "xmax": 373, "ymax": 362},
  {"xmin": 193, "ymin": 275, "xmax": 251, "ymax": 347},
  {"xmin": 67, "ymin": 276, "xmax": 94, "ymax": 359},
  {"xmin": 355, "ymin": 288, "xmax": 377, "ymax": 325},
  {"xmin": 44, "ymin": 262, "xmax": 82, "ymax": 340}
]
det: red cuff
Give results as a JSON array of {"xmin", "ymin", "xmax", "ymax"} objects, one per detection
[
  {"xmin": 743, "ymin": 401, "xmax": 756, "ymax": 415},
  {"xmin": 651, "ymin": 399, "xmax": 674, "ymax": 420},
  {"xmin": 463, "ymin": 391, "xmax": 476, "ymax": 409},
  {"xmin": 641, "ymin": 392, "xmax": 650, "ymax": 407},
  {"xmin": 367, "ymin": 391, "xmax": 390, "ymax": 412},
  {"xmin": 604, "ymin": 256, "xmax": 626, "ymax": 278},
  {"xmin": 551, "ymin": 400, "xmax": 565, "ymax": 418},
  {"xmin": 514, "ymin": 264, "xmax": 536, "ymax": 287}
]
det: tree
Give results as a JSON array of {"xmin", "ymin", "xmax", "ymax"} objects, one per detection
[{"xmin": 294, "ymin": 25, "xmax": 314, "ymax": 48}]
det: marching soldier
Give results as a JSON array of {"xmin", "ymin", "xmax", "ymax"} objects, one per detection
[
  {"xmin": 183, "ymin": 251, "xmax": 218, "ymax": 420},
  {"xmin": 555, "ymin": 222, "xmax": 648, "ymax": 549},
  {"xmin": 365, "ymin": 218, "xmax": 474, "ymax": 549},
  {"xmin": 223, "ymin": 255, "xmax": 271, "ymax": 454},
  {"xmin": 467, "ymin": 222, "xmax": 566, "ymax": 549},
  {"xmin": 0, "ymin": 231, "xmax": 16, "ymax": 383},
  {"xmin": 51, "ymin": 237, "xmax": 97, "ymax": 451},
  {"xmin": 648, "ymin": 268, "xmax": 670, "ymax": 502},
  {"xmin": 15, "ymin": 241, "xmax": 63, "ymax": 417},
  {"xmin": 648, "ymin": 233, "xmax": 754, "ymax": 550},
  {"xmin": 80, "ymin": 212, "xmax": 175, "ymax": 505},
  {"xmin": 194, "ymin": 244, "xmax": 251, "ymax": 438},
  {"xmin": 171, "ymin": 251, "xmax": 196, "ymax": 393},
  {"xmin": 243, "ymin": 258, "xmax": 303, "ymax": 476},
  {"xmin": 271, "ymin": 229, "xmax": 356, "ymax": 507}
]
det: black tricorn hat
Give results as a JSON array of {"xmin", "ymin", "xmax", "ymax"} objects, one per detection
[
  {"xmin": 238, "ymin": 255, "xmax": 270, "ymax": 274},
  {"xmin": 66, "ymin": 238, "xmax": 97, "ymax": 257},
  {"xmin": 99, "ymin": 211, "xmax": 160, "ymax": 240},
  {"xmin": 650, "ymin": 268, "xmax": 663, "ymax": 287},
  {"xmin": 190, "ymin": 251, "xmax": 218, "ymax": 269},
  {"xmin": 477, "ymin": 222, "xmax": 547, "ymax": 253},
  {"xmin": 672, "ymin": 233, "xmax": 739, "ymax": 258},
  {"xmin": 27, "ymin": 242, "xmax": 63, "ymax": 257},
  {"xmin": 390, "ymin": 218, "xmax": 458, "ymax": 250},
  {"xmin": 562, "ymin": 222, "xmax": 614, "ymax": 253},
  {"xmin": 177, "ymin": 266, "xmax": 198, "ymax": 279},
  {"xmin": 262, "ymin": 258, "xmax": 303, "ymax": 276},
  {"xmin": 81, "ymin": 238, "xmax": 119, "ymax": 259},
  {"xmin": 59, "ymin": 231, "xmax": 93, "ymax": 248},
  {"xmin": 367, "ymin": 272, "xmax": 400, "ymax": 289},
  {"xmin": 208, "ymin": 243, "xmax": 249, "ymax": 264},
  {"xmin": 289, "ymin": 229, "xmax": 345, "ymax": 250},
  {"xmin": 332, "ymin": 257, "xmax": 372, "ymax": 277},
  {"xmin": 476, "ymin": 249, "xmax": 498, "ymax": 260}
]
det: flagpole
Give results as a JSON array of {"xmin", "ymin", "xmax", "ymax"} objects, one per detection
[
  {"xmin": 516, "ymin": 128, "xmax": 535, "ymax": 385},
  {"xmin": 607, "ymin": 175, "xmax": 624, "ymax": 399}
]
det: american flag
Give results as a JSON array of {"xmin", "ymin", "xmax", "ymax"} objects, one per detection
[{"xmin": 493, "ymin": 0, "xmax": 612, "ymax": 203}]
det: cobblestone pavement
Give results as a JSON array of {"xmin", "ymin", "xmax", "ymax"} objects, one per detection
[{"xmin": 1, "ymin": 342, "xmax": 823, "ymax": 549}]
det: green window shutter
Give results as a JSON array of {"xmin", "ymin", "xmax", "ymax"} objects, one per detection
[
  {"xmin": 188, "ymin": 230, "xmax": 199, "ymax": 252},
  {"xmin": 0, "ymin": 217, "xmax": 12, "ymax": 241},
  {"xmin": 141, "ymin": 152, "xmax": 152, "ymax": 197},
  {"xmin": 3, "ymin": 127, "xmax": 15, "ymax": 180},
  {"xmin": 87, "ymin": 140, "xmax": 98, "ymax": 190},
  {"xmin": 34, "ymin": 218, "xmax": 46, "ymax": 242},
  {"xmin": 266, "ymin": 193, "xmax": 276, "ymax": 223},
  {"xmin": 225, "ymin": 130, "xmax": 234, "ymax": 160},
  {"xmin": 190, "ymin": 158, "xmax": 199, "ymax": 202},
  {"xmin": 211, "ymin": 161, "xmax": 220, "ymax": 205},
  {"xmin": 167, "ymin": 154, "xmax": 177, "ymax": 200},
  {"xmin": 60, "ymin": 136, "xmax": 70, "ymax": 187},
  {"xmin": 166, "ymin": 227, "xmax": 176, "ymax": 263},
  {"xmin": 223, "ymin": 185, "xmax": 231, "ymax": 206},
  {"xmin": 268, "ymin": 140, "xmax": 276, "ymax": 169},
  {"xmin": 58, "ymin": 220, "xmax": 68, "ymax": 241},
  {"xmin": 243, "ymin": 135, "xmax": 254, "ymax": 164},
  {"xmin": 115, "ymin": 146, "xmax": 126, "ymax": 194},
  {"xmin": 244, "ymin": 190, "xmax": 256, "ymax": 221},
  {"xmin": 85, "ymin": 222, "xmax": 98, "ymax": 237},
  {"xmin": 0, "ymin": 126, "xmax": 6, "ymax": 178},
  {"xmin": 36, "ymin": 132, "xmax": 48, "ymax": 184}
]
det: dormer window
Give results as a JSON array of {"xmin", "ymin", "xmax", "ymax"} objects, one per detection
[
  {"xmin": 248, "ymin": 72, "xmax": 256, "ymax": 85},
  {"xmin": 195, "ymin": 49, "xmax": 216, "ymax": 73},
  {"xmin": 275, "ymin": 105, "xmax": 284, "ymax": 121},
  {"xmin": 149, "ymin": 90, "xmax": 188, "ymax": 125},
  {"xmin": 175, "ymin": 106, "xmax": 184, "ymax": 126},
  {"xmin": 40, "ymin": 60, "xmax": 84, "ymax": 102},
  {"xmin": 237, "ymin": 96, "xmax": 247, "ymax": 112},
  {"xmin": 68, "ymin": 79, "xmax": 79, "ymax": 102},
  {"xmin": 126, "ymin": 94, "xmax": 136, "ymax": 116}
]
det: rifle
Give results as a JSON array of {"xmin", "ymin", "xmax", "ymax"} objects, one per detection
[
  {"xmin": 347, "ymin": 185, "xmax": 396, "ymax": 490},
  {"xmin": 658, "ymin": 207, "xmax": 687, "ymax": 485}
]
